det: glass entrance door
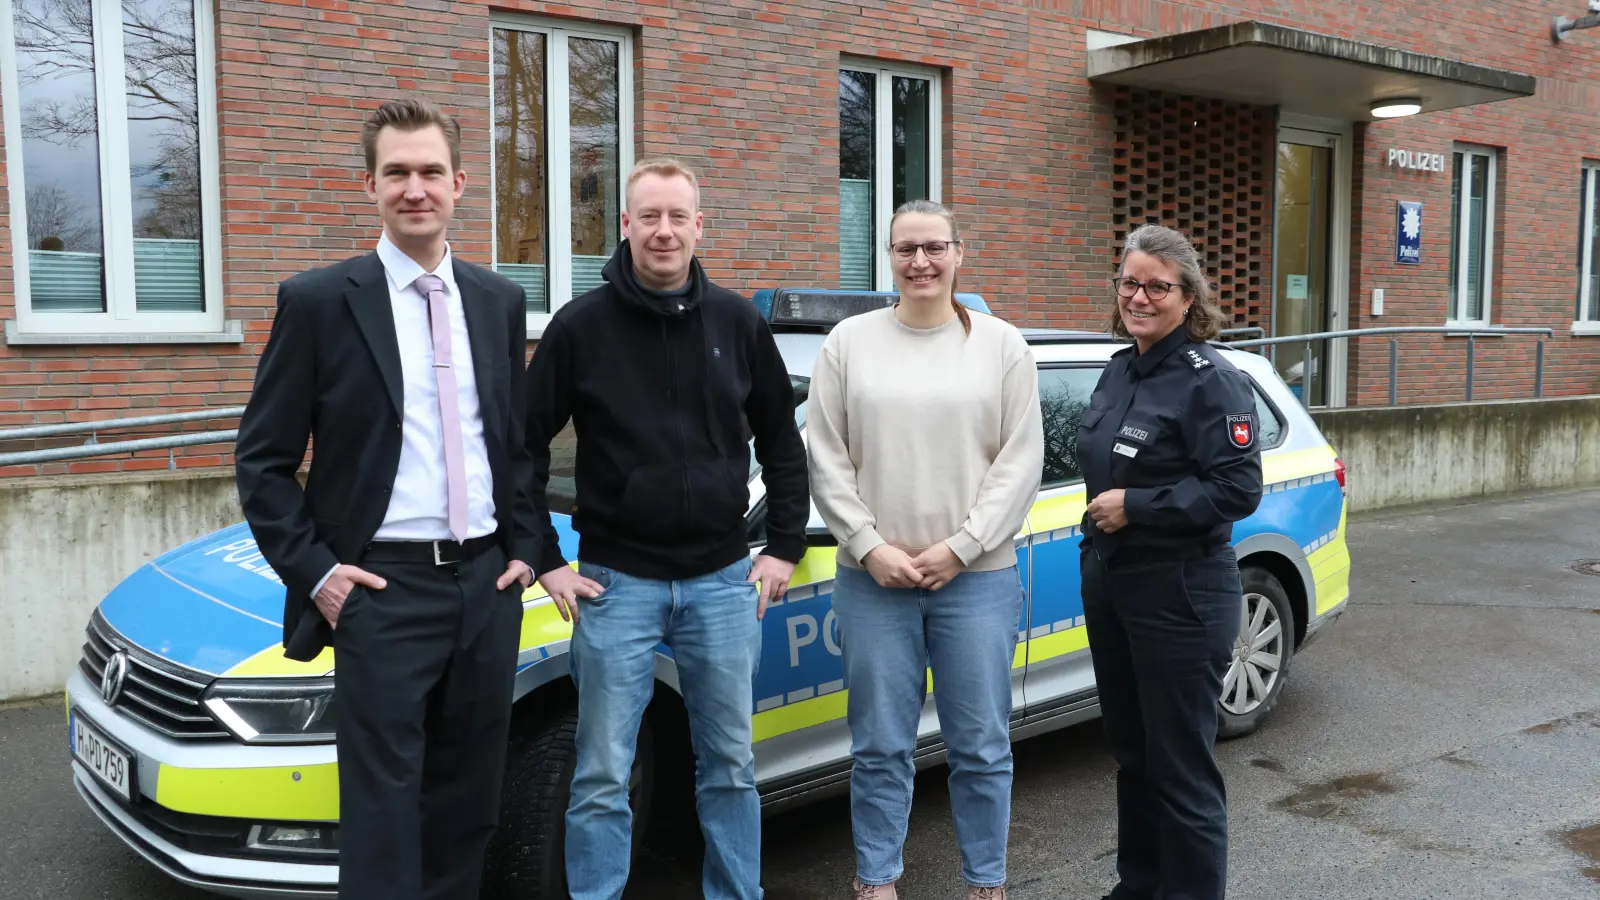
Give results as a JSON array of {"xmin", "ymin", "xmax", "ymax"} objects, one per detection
[{"xmin": 1272, "ymin": 130, "xmax": 1336, "ymax": 407}]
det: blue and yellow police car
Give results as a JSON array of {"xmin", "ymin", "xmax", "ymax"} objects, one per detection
[{"xmin": 63, "ymin": 289, "xmax": 1351, "ymax": 899}]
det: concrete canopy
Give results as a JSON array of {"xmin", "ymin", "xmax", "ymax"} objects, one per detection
[{"xmin": 1086, "ymin": 21, "xmax": 1537, "ymax": 120}]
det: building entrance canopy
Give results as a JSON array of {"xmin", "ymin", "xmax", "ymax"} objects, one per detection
[{"xmin": 1087, "ymin": 21, "xmax": 1536, "ymax": 120}]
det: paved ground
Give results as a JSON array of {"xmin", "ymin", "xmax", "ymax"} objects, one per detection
[{"xmin": 3, "ymin": 488, "xmax": 1598, "ymax": 899}]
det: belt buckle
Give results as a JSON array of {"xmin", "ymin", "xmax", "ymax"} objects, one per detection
[{"xmin": 431, "ymin": 540, "xmax": 460, "ymax": 566}]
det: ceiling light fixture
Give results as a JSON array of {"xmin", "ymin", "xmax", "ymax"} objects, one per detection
[{"xmin": 1370, "ymin": 97, "xmax": 1422, "ymax": 119}]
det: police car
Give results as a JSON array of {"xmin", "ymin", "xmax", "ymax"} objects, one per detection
[{"xmin": 64, "ymin": 289, "xmax": 1351, "ymax": 899}]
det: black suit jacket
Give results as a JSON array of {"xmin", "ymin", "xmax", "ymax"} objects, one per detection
[{"xmin": 235, "ymin": 252, "xmax": 538, "ymax": 661}]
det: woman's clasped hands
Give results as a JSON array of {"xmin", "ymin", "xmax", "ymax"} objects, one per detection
[{"xmin": 863, "ymin": 541, "xmax": 965, "ymax": 591}]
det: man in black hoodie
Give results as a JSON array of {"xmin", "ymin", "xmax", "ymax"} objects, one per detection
[{"xmin": 523, "ymin": 159, "xmax": 808, "ymax": 900}]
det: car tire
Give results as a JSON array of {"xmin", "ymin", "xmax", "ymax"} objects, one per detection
[
  {"xmin": 1217, "ymin": 566, "xmax": 1294, "ymax": 740},
  {"xmin": 482, "ymin": 702, "xmax": 655, "ymax": 900}
]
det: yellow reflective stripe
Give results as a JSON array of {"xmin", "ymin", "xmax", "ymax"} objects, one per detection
[
  {"xmin": 1308, "ymin": 507, "xmax": 1351, "ymax": 615},
  {"xmin": 223, "ymin": 645, "xmax": 333, "ymax": 678},
  {"xmin": 1262, "ymin": 446, "xmax": 1337, "ymax": 485},
  {"xmin": 1028, "ymin": 491, "xmax": 1086, "ymax": 533},
  {"xmin": 155, "ymin": 762, "xmax": 340, "ymax": 820},
  {"xmin": 1026, "ymin": 624, "xmax": 1089, "ymax": 665},
  {"xmin": 753, "ymin": 690, "xmax": 847, "ymax": 742},
  {"xmin": 1022, "ymin": 446, "xmax": 1336, "ymax": 538},
  {"xmin": 754, "ymin": 643, "xmax": 1026, "ymax": 742}
]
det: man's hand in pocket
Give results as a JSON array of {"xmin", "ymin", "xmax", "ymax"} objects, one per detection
[{"xmin": 314, "ymin": 565, "xmax": 388, "ymax": 629}]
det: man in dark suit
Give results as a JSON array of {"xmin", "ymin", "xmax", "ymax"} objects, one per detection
[{"xmin": 235, "ymin": 98, "xmax": 536, "ymax": 900}]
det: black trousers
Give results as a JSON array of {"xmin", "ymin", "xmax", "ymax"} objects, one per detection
[
  {"xmin": 332, "ymin": 543, "xmax": 523, "ymax": 900},
  {"xmin": 1081, "ymin": 545, "xmax": 1241, "ymax": 900}
]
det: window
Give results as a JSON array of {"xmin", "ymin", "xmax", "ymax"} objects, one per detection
[
  {"xmin": 838, "ymin": 61, "xmax": 941, "ymax": 291},
  {"xmin": 1252, "ymin": 383, "xmax": 1285, "ymax": 450},
  {"xmin": 490, "ymin": 16, "xmax": 631, "ymax": 330},
  {"xmin": 1448, "ymin": 146, "xmax": 1498, "ymax": 325},
  {"xmin": 1, "ymin": 0, "xmax": 222, "ymax": 338},
  {"xmin": 1037, "ymin": 366, "xmax": 1104, "ymax": 488},
  {"xmin": 1577, "ymin": 163, "xmax": 1600, "ymax": 334}
]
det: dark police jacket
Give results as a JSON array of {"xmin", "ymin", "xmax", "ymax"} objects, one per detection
[{"xmin": 1077, "ymin": 326, "xmax": 1265, "ymax": 561}]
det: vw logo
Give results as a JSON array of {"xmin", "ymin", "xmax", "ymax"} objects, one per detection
[{"xmin": 101, "ymin": 651, "xmax": 129, "ymax": 707}]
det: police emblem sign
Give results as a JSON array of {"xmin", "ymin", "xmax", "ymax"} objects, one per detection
[{"xmin": 1396, "ymin": 200, "xmax": 1422, "ymax": 265}]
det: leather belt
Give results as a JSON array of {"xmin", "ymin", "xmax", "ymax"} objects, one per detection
[{"xmin": 362, "ymin": 534, "xmax": 498, "ymax": 566}]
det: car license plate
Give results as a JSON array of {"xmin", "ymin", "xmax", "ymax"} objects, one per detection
[{"xmin": 71, "ymin": 712, "xmax": 132, "ymax": 803}]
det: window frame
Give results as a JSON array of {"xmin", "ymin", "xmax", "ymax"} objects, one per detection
[
  {"xmin": 0, "ymin": 0, "xmax": 224, "ymax": 340},
  {"xmin": 1576, "ymin": 162, "xmax": 1600, "ymax": 336},
  {"xmin": 487, "ymin": 13, "xmax": 633, "ymax": 338},
  {"xmin": 1447, "ymin": 144, "xmax": 1498, "ymax": 328},
  {"xmin": 838, "ymin": 56, "xmax": 942, "ymax": 291}
]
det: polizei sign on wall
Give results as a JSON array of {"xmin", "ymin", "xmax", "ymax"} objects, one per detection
[{"xmin": 1387, "ymin": 148, "xmax": 1444, "ymax": 172}]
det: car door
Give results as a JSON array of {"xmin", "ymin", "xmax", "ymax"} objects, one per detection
[
  {"xmin": 1019, "ymin": 363, "xmax": 1106, "ymax": 719},
  {"xmin": 745, "ymin": 459, "xmax": 1032, "ymax": 797}
]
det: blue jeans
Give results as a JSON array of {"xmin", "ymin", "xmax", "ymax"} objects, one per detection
[
  {"xmin": 834, "ymin": 564, "xmax": 1024, "ymax": 888},
  {"xmin": 564, "ymin": 556, "xmax": 764, "ymax": 900}
]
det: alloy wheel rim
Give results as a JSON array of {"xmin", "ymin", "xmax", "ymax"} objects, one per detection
[{"xmin": 1221, "ymin": 591, "xmax": 1283, "ymax": 715}]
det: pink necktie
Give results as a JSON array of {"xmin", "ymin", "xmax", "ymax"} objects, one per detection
[{"xmin": 414, "ymin": 274, "xmax": 469, "ymax": 543}]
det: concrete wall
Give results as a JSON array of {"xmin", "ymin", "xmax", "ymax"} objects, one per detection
[
  {"xmin": 1311, "ymin": 397, "xmax": 1600, "ymax": 513},
  {"xmin": 0, "ymin": 471, "xmax": 241, "ymax": 701}
]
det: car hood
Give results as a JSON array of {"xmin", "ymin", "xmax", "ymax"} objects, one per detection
[{"xmin": 97, "ymin": 518, "xmax": 580, "ymax": 678}]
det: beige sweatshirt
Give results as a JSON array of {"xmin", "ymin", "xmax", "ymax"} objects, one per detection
[{"xmin": 806, "ymin": 306, "xmax": 1045, "ymax": 572}]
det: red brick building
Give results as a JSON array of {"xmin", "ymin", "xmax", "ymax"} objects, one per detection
[{"xmin": 2, "ymin": 0, "xmax": 1598, "ymax": 474}]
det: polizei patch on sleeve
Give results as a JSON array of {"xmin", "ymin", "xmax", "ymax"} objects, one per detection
[{"xmin": 1227, "ymin": 413, "xmax": 1254, "ymax": 449}]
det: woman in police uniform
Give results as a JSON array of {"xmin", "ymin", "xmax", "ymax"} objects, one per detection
[{"xmin": 1076, "ymin": 224, "xmax": 1264, "ymax": 900}]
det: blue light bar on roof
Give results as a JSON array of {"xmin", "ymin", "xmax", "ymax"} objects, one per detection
[{"xmin": 753, "ymin": 288, "xmax": 991, "ymax": 328}]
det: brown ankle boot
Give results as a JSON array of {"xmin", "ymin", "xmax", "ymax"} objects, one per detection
[{"xmin": 966, "ymin": 886, "xmax": 1006, "ymax": 900}]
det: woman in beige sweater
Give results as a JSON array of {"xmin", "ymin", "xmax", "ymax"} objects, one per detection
[{"xmin": 806, "ymin": 200, "xmax": 1044, "ymax": 900}]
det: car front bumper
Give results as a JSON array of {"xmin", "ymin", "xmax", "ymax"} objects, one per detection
[{"xmin": 65, "ymin": 670, "xmax": 338, "ymax": 899}]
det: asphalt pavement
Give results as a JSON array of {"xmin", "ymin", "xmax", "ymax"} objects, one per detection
[{"xmin": 3, "ymin": 487, "xmax": 1598, "ymax": 899}]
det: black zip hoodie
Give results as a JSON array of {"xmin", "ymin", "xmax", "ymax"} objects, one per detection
[{"xmin": 524, "ymin": 239, "xmax": 809, "ymax": 580}]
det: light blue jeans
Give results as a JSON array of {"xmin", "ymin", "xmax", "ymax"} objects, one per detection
[
  {"xmin": 564, "ymin": 556, "xmax": 764, "ymax": 900},
  {"xmin": 834, "ymin": 563, "xmax": 1024, "ymax": 889}
]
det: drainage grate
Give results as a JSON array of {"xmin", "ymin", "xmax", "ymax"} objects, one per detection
[{"xmin": 1567, "ymin": 560, "xmax": 1600, "ymax": 577}]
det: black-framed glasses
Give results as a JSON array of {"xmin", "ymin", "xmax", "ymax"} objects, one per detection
[
  {"xmin": 890, "ymin": 239, "xmax": 961, "ymax": 260},
  {"xmin": 1112, "ymin": 276, "xmax": 1181, "ymax": 301}
]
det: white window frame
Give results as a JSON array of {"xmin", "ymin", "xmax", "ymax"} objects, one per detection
[
  {"xmin": 839, "ymin": 57, "xmax": 942, "ymax": 291},
  {"xmin": 1447, "ymin": 145, "xmax": 1497, "ymax": 327},
  {"xmin": 0, "ymin": 0, "xmax": 224, "ymax": 341},
  {"xmin": 1576, "ymin": 162, "xmax": 1600, "ymax": 336},
  {"xmin": 488, "ymin": 13, "xmax": 633, "ymax": 337}
]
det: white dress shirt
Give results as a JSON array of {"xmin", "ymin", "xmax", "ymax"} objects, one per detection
[{"xmin": 312, "ymin": 235, "xmax": 498, "ymax": 597}]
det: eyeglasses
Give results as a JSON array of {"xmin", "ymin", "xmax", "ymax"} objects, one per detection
[
  {"xmin": 890, "ymin": 240, "xmax": 960, "ymax": 260},
  {"xmin": 1112, "ymin": 276, "xmax": 1181, "ymax": 301}
]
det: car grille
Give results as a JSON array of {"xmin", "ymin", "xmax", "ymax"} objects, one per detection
[{"xmin": 78, "ymin": 610, "xmax": 228, "ymax": 739}]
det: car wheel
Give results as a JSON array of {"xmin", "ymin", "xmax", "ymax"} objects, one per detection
[
  {"xmin": 1217, "ymin": 566, "xmax": 1294, "ymax": 740},
  {"xmin": 482, "ymin": 702, "xmax": 655, "ymax": 900}
]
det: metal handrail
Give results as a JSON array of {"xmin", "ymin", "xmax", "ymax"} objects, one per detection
[
  {"xmin": 0, "ymin": 431, "xmax": 239, "ymax": 467},
  {"xmin": 1220, "ymin": 325, "xmax": 1555, "ymax": 347},
  {"xmin": 0, "ymin": 406, "xmax": 245, "ymax": 442},
  {"xmin": 0, "ymin": 406, "xmax": 245, "ymax": 469},
  {"xmin": 1220, "ymin": 325, "xmax": 1557, "ymax": 405}
]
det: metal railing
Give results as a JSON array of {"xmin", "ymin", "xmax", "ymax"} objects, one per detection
[
  {"xmin": 0, "ymin": 406, "xmax": 244, "ymax": 468},
  {"xmin": 1220, "ymin": 326, "xmax": 1558, "ymax": 406}
]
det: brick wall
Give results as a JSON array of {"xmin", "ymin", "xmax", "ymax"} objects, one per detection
[
  {"xmin": 1110, "ymin": 86, "xmax": 1275, "ymax": 334},
  {"xmin": 2, "ymin": 0, "xmax": 1599, "ymax": 477}
]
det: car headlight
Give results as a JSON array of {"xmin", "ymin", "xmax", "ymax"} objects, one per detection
[{"xmin": 203, "ymin": 678, "xmax": 338, "ymax": 744}]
